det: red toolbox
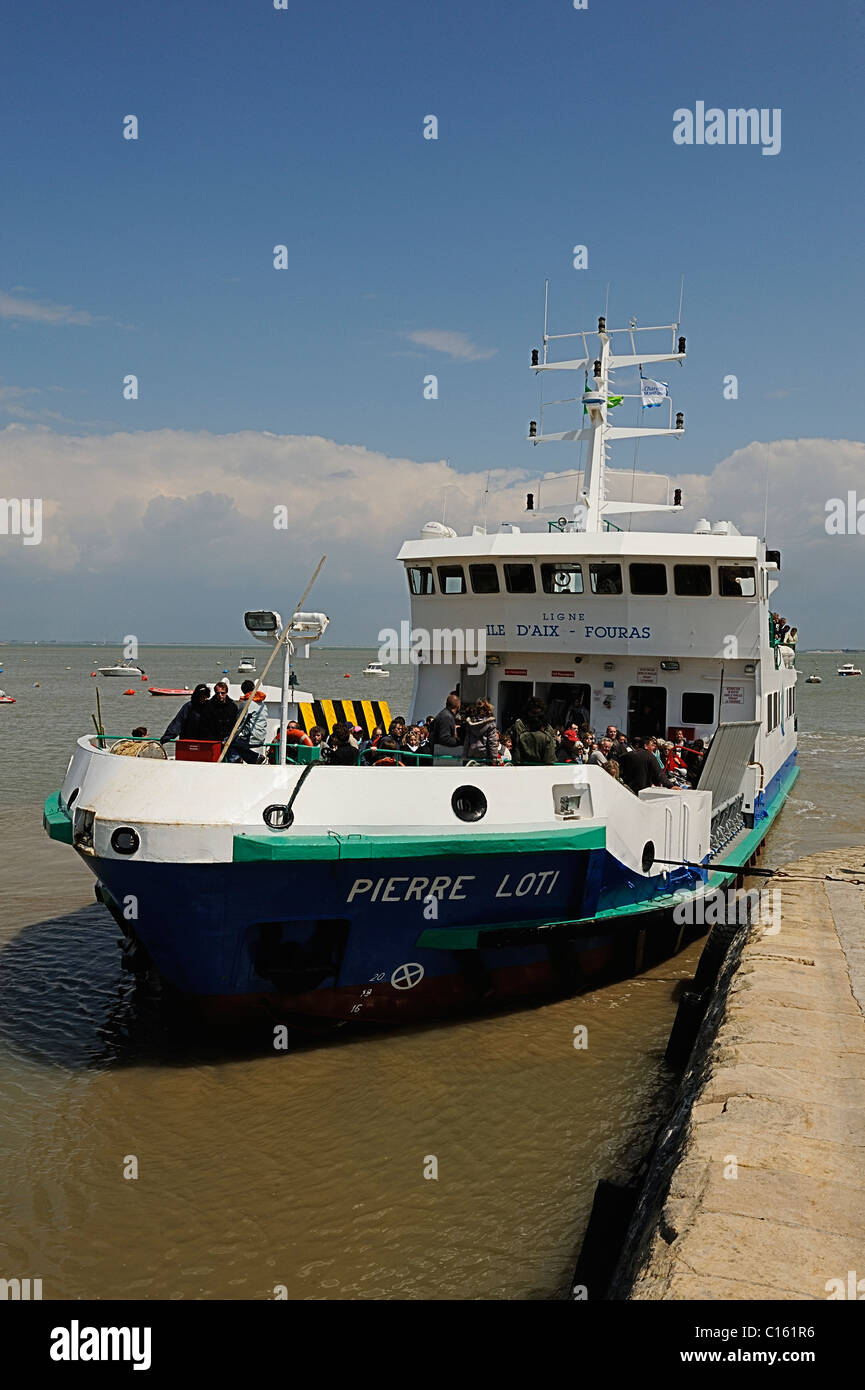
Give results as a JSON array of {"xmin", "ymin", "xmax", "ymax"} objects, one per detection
[{"xmin": 175, "ymin": 739, "xmax": 222, "ymax": 763}]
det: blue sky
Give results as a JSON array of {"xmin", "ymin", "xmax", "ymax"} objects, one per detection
[{"xmin": 1, "ymin": 0, "xmax": 863, "ymax": 643}]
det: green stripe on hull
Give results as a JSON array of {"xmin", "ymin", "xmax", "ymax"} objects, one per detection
[
  {"xmin": 43, "ymin": 791, "xmax": 73, "ymax": 844},
  {"xmin": 233, "ymin": 825, "xmax": 607, "ymax": 862}
]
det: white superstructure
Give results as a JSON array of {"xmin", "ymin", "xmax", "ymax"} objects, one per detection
[{"xmin": 399, "ymin": 312, "xmax": 796, "ymax": 801}]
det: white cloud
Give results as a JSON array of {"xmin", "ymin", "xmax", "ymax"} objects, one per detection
[
  {"xmin": 0, "ymin": 428, "xmax": 861, "ymax": 645},
  {"xmin": 401, "ymin": 329, "xmax": 496, "ymax": 361},
  {"xmin": 0, "ymin": 290, "xmax": 99, "ymax": 326}
]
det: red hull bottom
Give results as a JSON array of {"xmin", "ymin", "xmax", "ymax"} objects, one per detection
[{"xmin": 168, "ymin": 944, "xmax": 634, "ymax": 1029}]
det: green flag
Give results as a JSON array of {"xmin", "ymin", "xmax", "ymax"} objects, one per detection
[{"xmin": 607, "ymin": 395, "xmax": 623, "ymax": 408}]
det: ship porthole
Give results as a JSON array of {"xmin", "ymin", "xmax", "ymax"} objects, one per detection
[
  {"xmin": 67, "ymin": 787, "xmax": 79, "ymax": 808},
  {"xmin": 452, "ymin": 785, "xmax": 487, "ymax": 823},
  {"xmin": 263, "ymin": 804, "xmax": 294, "ymax": 830},
  {"xmin": 641, "ymin": 840, "xmax": 655, "ymax": 874},
  {"xmin": 111, "ymin": 826, "xmax": 140, "ymax": 856}
]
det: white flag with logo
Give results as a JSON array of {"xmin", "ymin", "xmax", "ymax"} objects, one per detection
[{"xmin": 640, "ymin": 377, "xmax": 669, "ymax": 408}]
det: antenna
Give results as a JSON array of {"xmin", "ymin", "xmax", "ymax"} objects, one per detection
[
  {"xmin": 676, "ymin": 274, "xmax": 685, "ymax": 328},
  {"xmin": 543, "ymin": 278, "xmax": 549, "ymax": 354},
  {"xmin": 483, "ymin": 469, "xmax": 491, "ymax": 533}
]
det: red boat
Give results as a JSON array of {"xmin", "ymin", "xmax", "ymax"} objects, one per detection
[
  {"xmin": 0, "ymin": 691, "xmax": 15, "ymax": 704},
  {"xmin": 148, "ymin": 687, "xmax": 193, "ymax": 697}
]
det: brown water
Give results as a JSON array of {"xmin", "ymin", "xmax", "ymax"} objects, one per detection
[{"xmin": 1, "ymin": 646, "xmax": 862, "ymax": 1299}]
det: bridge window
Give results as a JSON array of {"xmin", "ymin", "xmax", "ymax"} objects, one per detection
[
  {"xmin": 437, "ymin": 565, "xmax": 466, "ymax": 594},
  {"xmin": 590, "ymin": 563, "xmax": 622, "ymax": 595},
  {"xmin": 682, "ymin": 692, "xmax": 714, "ymax": 724},
  {"xmin": 469, "ymin": 563, "xmax": 500, "ymax": 594},
  {"xmin": 719, "ymin": 565, "xmax": 756, "ymax": 597},
  {"xmin": 629, "ymin": 563, "xmax": 667, "ymax": 595},
  {"xmin": 674, "ymin": 564, "xmax": 712, "ymax": 596},
  {"xmin": 541, "ymin": 563, "xmax": 584, "ymax": 594},
  {"xmin": 504, "ymin": 563, "xmax": 536, "ymax": 594},
  {"xmin": 407, "ymin": 566, "xmax": 435, "ymax": 596}
]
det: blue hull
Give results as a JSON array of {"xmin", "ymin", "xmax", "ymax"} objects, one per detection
[
  {"xmin": 60, "ymin": 755, "xmax": 798, "ymax": 1025},
  {"xmin": 88, "ymin": 845, "xmax": 697, "ymax": 1022}
]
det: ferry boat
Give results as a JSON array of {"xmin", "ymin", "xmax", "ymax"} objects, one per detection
[{"xmin": 43, "ymin": 309, "xmax": 799, "ymax": 1026}]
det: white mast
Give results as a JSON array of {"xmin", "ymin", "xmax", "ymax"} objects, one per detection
[{"xmin": 528, "ymin": 313, "xmax": 688, "ymax": 534}]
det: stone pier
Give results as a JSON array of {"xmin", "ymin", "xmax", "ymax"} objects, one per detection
[{"xmin": 623, "ymin": 848, "xmax": 865, "ymax": 1301}]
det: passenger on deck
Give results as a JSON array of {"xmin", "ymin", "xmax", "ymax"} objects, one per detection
[
  {"xmin": 388, "ymin": 716, "xmax": 407, "ymax": 744},
  {"xmin": 605, "ymin": 758, "xmax": 622, "ymax": 782},
  {"xmin": 498, "ymin": 730, "xmax": 513, "ymax": 763},
  {"xmin": 509, "ymin": 698, "xmax": 556, "ymax": 765},
  {"xmin": 663, "ymin": 740, "xmax": 690, "ymax": 786},
  {"xmin": 618, "ymin": 736, "xmax": 674, "ymax": 793},
  {"xmin": 607, "ymin": 726, "xmax": 631, "ymax": 760},
  {"xmin": 371, "ymin": 735, "xmax": 400, "ymax": 766},
  {"xmin": 359, "ymin": 725, "xmax": 383, "ymax": 764},
  {"xmin": 556, "ymin": 729, "xmax": 583, "ymax": 764},
  {"xmin": 199, "ymin": 681, "xmax": 239, "ymax": 747},
  {"xmin": 159, "ymin": 683, "xmax": 210, "ymax": 746},
  {"xmin": 588, "ymin": 737, "xmax": 613, "ymax": 768},
  {"xmin": 329, "ymin": 721, "xmax": 359, "ymax": 765},
  {"xmin": 401, "ymin": 726, "xmax": 427, "ymax": 765},
  {"xmin": 462, "ymin": 699, "xmax": 500, "ymax": 765},
  {"xmin": 227, "ymin": 680, "xmax": 269, "ymax": 763},
  {"xmin": 430, "ymin": 694, "xmax": 462, "ymax": 754},
  {"xmin": 682, "ymin": 738, "xmax": 706, "ymax": 785}
]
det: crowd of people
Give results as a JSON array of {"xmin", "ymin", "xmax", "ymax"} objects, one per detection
[
  {"xmin": 159, "ymin": 680, "xmax": 270, "ymax": 763},
  {"xmin": 155, "ymin": 684, "xmax": 709, "ymax": 792},
  {"xmin": 770, "ymin": 613, "xmax": 798, "ymax": 654},
  {"xmin": 288, "ymin": 692, "xmax": 708, "ymax": 794}
]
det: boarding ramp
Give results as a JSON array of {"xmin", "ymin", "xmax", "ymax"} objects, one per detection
[{"xmin": 698, "ymin": 720, "xmax": 761, "ymax": 854}]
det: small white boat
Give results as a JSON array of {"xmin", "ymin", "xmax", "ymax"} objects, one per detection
[
  {"xmin": 362, "ymin": 660, "xmax": 390, "ymax": 677},
  {"xmin": 237, "ymin": 655, "xmax": 257, "ymax": 675},
  {"xmin": 98, "ymin": 659, "xmax": 145, "ymax": 678},
  {"xmin": 804, "ymin": 674, "xmax": 822, "ymax": 684},
  {"xmin": 837, "ymin": 663, "xmax": 862, "ymax": 676}
]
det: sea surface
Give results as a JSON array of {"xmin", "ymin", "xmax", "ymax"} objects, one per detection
[{"xmin": 0, "ymin": 645, "xmax": 862, "ymax": 1300}]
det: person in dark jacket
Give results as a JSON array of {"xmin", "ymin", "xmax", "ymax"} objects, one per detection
[
  {"xmin": 509, "ymin": 697, "xmax": 557, "ymax": 765},
  {"xmin": 618, "ymin": 736, "xmax": 674, "ymax": 793},
  {"xmin": 199, "ymin": 680, "xmax": 239, "ymax": 745},
  {"xmin": 159, "ymin": 683, "xmax": 210, "ymax": 745},
  {"xmin": 430, "ymin": 694, "xmax": 462, "ymax": 755},
  {"xmin": 462, "ymin": 700, "xmax": 500, "ymax": 765},
  {"xmin": 329, "ymin": 720, "xmax": 359, "ymax": 765}
]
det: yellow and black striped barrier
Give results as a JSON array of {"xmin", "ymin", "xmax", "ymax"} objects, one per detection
[{"xmin": 297, "ymin": 699, "xmax": 391, "ymax": 738}]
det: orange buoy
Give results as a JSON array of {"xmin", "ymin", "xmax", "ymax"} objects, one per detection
[
  {"xmin": 90, "ymin": 672, "xmax": 97, "ymax": 677},
  {"xmin": 141, "ymin": 674, "xmax": 147, "ymax": 681},
  {"xmin": 344, "ymin": 673, "xmax": 351, "ymax": 678},
  {"xmin": 123, "ymin": 688, "xmax": 136, "ymax": 696}
]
